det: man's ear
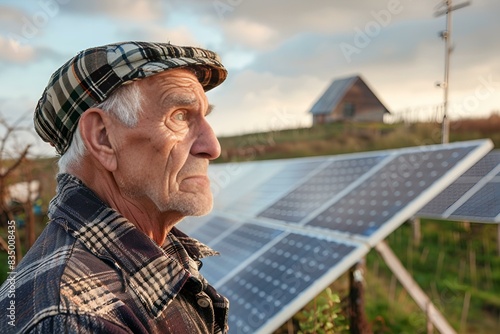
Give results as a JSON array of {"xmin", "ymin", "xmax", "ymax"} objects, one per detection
[{"xmin": 78, "ymin": 108, "xmax": 117, "ymax": 171}]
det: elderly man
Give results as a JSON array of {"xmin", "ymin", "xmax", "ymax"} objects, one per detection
[{"xmin": 0, "ymin": 42, "xmax": 229, "ymax": 333}]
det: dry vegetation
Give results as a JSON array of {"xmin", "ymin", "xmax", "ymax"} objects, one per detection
[{"xmin": 216, "ymin": 115, "xmax": 500, "ymax": 163}]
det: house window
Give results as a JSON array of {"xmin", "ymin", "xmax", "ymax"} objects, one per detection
[{"xmin": 343, "ymin": 102, "xmax": 355, "ymax": 118}]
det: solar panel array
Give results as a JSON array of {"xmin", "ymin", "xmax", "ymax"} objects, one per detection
[
  {"xmin": 177, "ymin": 140, "xmax": 492, "ymax": 333},
  {"xmin": 417, "ymin": 150, "xmax": 500, "ymax": 223}
]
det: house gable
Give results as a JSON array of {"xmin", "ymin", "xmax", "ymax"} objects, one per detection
[{"xmin": 309, "ymin": 75, "xmax": 390, "ymax": 125}]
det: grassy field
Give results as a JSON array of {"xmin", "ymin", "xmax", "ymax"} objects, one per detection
[
  {"xmin": 1, "ymin": 116, "xmax": 499, "ymax": 332},
  {"xmin": 365, "ymin": 220, "xmax": 500, "ymax": 333}
]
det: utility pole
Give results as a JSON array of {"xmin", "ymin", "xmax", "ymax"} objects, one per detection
[{"xmin": 434, "ymin": 0, "xmax": 470, "ymax": 144}]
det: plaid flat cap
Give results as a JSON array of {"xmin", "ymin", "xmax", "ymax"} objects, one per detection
[{"xmin": 34, "ymin": 41, "xmax": 227, "ymax": 155}]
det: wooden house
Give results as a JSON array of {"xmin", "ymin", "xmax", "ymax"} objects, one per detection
[{"xmin": 309, "ymin": 75, "xmax": 390, "ymax": 125}]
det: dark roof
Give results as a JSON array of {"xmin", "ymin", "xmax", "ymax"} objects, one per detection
[
  {"xmin": 309, "ymin": 74, "xmax": 390, "ymax": 115},
  {"xmin": 309, "ymin": 75, "xmax": 359, "ymax": 115}
]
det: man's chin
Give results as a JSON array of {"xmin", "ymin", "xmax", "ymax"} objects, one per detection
[
  {"xmin": 165, "ymin": 194, "xmax": 214, "ymax": 218},
  {"xmin": 189, "ymin": 200, "xmax": 214, "ymax": 217}
]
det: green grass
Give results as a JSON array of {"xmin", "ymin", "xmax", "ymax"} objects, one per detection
[{"xmin": 364, "ymin": 220, "xmax": 500, "ymax": 333}]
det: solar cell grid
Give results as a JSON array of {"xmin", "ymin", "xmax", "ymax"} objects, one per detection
[
  {"xmin": 307, "ymin": 147, "xmax": 474, "ymax": 236},
  {"xmin": 226, "ymin": 160, "xmax": 325, "ymax": 217},
  {"xmin": 199, "ymin": 223, "xmax": 283, "ymax": 284},
  {"xmin": 258, "ymin": 155, "xmax": 386, "ymax": 223},
  {"xmin": 209, "ymin": 162, "xmax": 281, "ymax": 211},
  {"xmin": 461, "ymin": 151, "xmax": 500, "ymax": 177},
  {"xmin": 187, "ymin": 216, "xmax": 235, "ymax": 243},
  {"xmin": 417, "ymin": 150, "xmax": 500, "ymax": 222},
  {"xmin": 451, "ymin": 183, "xmax": 500, "ymax": 220},
  {"xmin": 218, "ymin": 232, "xmax": 357, "ymax": 334},
  {"xmin": 417, "ymin": 183, "xmax": 476, "ymax": 216}
]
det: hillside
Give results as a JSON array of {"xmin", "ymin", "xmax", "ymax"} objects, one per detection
[{"xmin": 216, "ymin": 115, "xmax": 500, "ymax": 163}]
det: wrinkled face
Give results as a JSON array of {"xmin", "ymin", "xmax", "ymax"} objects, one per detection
[{"xmin": 110, "ymin": 69, "xmax": 221, "ymax": 217}]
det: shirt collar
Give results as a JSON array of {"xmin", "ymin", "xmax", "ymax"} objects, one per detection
[{"xmin": 49, "ymin": 173, "xmax": 218, "ymax": 317}]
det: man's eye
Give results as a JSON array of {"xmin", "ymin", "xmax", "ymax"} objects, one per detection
[{"xmin": 172, "ymin": 111, "xmax": 187, "ymax": 121}]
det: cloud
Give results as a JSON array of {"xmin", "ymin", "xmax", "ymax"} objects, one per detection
[
  {"xmin": 216, "ymin": 2, "xmax": 448, "ymax": 77},
  {"xmin": 223, "ymin": 19, "xmax": 278, "ymax": 50},
  {"xmin": 117, "ymin": 25, "xmax": 202, "ymax": 46},
  {"xmin": 0, "ymin": 5, "xmax": 40, "ymax": 63},
  {"xmin": 0, "ymin": 34, "xmax": 65, "ymax": 68},
  {"xmin": 62, "ymin": 0, "xmax": 166, "ymax": 21},
  {"xmin": 0, "ymin": 35, "xmax": 36, "ymax": 63},
  {"xmin": 0, "ymin": 5, "xmax": 26, "ymax": 31},
  {"xmin": 210, "ymin": 0, "xmax": 429, "ymax": 36},
  {"xmin": 246, "ymin": 32, "xmax": 347, "ymax": 78}
]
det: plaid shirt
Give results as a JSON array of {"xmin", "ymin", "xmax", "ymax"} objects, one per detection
[{"xmin": 0, "ymin": 174, "xmax": 229, "ymax": 333}]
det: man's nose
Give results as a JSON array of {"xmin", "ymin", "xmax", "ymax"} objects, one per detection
[{"xmin": 191, "ymin": 118, "xmax": 221, "ymax": 160}]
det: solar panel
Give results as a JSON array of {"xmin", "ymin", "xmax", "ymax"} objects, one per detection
[
  {"xmin": 221, "ymin": 233, "xmax": 359, "ymax": 333},
  {"xmin": 418, "ymin": 150, "xmax": 500, "ymax": 223},
  {"xmin": 177, "ymin": 139, "xmax": 492, "ymax": 333}
]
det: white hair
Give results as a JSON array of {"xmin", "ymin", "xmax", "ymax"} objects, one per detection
[{"xmin": 57, "ymin": 83, "xmax": 143, "ymax": 173}]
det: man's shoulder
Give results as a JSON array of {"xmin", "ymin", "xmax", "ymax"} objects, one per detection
[
  {"xmin": 0, "ymin": 221, "xmax": 72, "ymax": 331},
  {"xmin": 1, "ymin": 220, "xmax": 76, "ymax": 293},
  {"xmin": 0, "ymin": 220, "xmax": 125, "ymax": 332}
]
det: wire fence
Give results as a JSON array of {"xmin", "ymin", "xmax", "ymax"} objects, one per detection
[{"xmin": 384, "ymin": 104, "xmax": 445, "ymax": 124}]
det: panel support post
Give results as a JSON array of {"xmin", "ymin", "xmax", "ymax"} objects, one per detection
[
  {"xmin": 497, "ymin": 224, "xmax": 500, "ymax": 257},
  {"xmin": 411, "ymin": 217, "xmax": 422, "ymax": 246},
  {"xmin": 349, "ymin": 259, "xmax": 372, "ymax": 334}
]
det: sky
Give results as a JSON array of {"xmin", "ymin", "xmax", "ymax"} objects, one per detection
[{"xmin": 0, "ymin": 0, "xmax": 499, "ymax": 156}]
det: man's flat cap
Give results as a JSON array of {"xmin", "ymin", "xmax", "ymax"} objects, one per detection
[{"xmin": 34, "ymin": 41, "xmax": 227, "ymax": 155}]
